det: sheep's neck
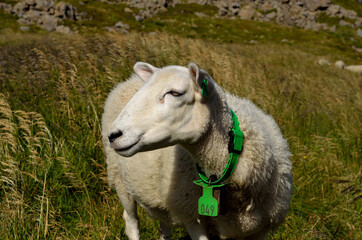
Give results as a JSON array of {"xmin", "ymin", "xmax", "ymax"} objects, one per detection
[{"xmin": 183, "ymin": 93, "xmax": 233, "ymax": 180}]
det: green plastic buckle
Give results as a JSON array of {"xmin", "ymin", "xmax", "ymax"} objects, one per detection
[{"xmin": 194, "ymin": 109, "xmax": 244, "ymax": 217}]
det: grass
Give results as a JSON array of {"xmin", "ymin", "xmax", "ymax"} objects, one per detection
[
  {"xmin": 1, "ymin": 1, "xmax": 362, "ymax": 62},
  {"xmin": 0, "ymin": 1, "xmax": 361, "ymax": 239},
  {"xmin": 0, "ymin": 32, "xmax": 361, "ymax": 239}
]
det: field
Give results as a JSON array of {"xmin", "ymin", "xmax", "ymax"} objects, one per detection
[{"xmin": 0, "ymin": 1, "xmax": 361, "ymax": 240}]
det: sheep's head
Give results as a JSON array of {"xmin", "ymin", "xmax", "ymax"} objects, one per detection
[{"xmin": 108, "ymin": 62, "xmax": 216, "ymax": 157}]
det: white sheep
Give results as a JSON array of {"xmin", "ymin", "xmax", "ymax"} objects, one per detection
[
  {"xmin": 101, "ymin": 62, "xmax": 293, "ymax": 240},
  {"xmin": 345, "ymin": 65, "xmax": 362, "ymax": 73}
]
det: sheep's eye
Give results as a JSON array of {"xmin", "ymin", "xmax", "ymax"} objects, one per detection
[{"xmin": 168, "ymin": 90, "xmax": 184, "ymax": 97}]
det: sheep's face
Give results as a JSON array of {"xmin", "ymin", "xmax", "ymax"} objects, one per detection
[{"xmin": 108, "ymin": 62, "xmax": 214, "ymax": 157}]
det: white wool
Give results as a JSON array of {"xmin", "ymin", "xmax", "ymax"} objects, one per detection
[
  {"xmin": 102, "ymin": 63, "xmax": 293, "ymax": 240},
  {"xmin": 345, "ymin": 65, "xmax": 362, "ymax": 73}
]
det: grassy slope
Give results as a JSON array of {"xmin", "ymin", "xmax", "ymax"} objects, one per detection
[
  {"xmin": 1, "ymin": 32, "xmax": 361, "ymax": 239},
  {"xmin": 0, "ymin": 1, "xmax": 361, "ymax": 239}
]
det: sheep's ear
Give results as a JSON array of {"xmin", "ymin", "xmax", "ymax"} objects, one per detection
[
  {"xmin": 134, "ymin": 62, "xmax": 158, "ymax": 82},
  {"xmin": 188, "ymin": 62, "xmax": 214, "ymax": 100}
]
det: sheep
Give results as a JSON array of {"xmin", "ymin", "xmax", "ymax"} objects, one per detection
[
  {"xmin": 334, "ymin": 60, "xmax": 345, "ymax": 69},
  {"xmin": 345, "ymin": 65, "xmax": 362, "ymax": 73},
  {"xmin": 101, "ymin": 62, "xmax": 293, "ymax": 240}
]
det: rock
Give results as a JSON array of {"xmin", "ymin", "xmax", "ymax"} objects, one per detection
[
  {"xmin": 0, "ymin": 3, "xmax": 13, "ymax": 14},
  {"xmin": 54, "ymin": 2, "xmax": 77, "ymax": 20},
  {"xmin": 115, "ymin": 21, "xmax": 130, "ymax": 29},
  {"xmin": 20, "ymin": 26, "xmax": 30, "ymax": 31},
  {"xmin": 17, "ymin": 18, "xmax": 30, "ymax": 25},
  {"xmin": 303, "ymin": 0, "xmax": 331, "ymax": 11},
  {"xmin": 135, "ymin": 14, "xmax": 144, "ymax": 22},
  {"xmin": 55, "ymin": 25, "xmax": 71, "ymax": 34},
  {"xmin": 281, "ymin": 39, "xmax": 289, "ymax": 42},
  {"xmin": 23, "ymin": 9, "xmax": 43, "ymax": 22},
  {"xmin": 335, "ymin": 60, "xmax": 345, "ymax": 69},
  {"xmin": 34, "ymin": 0, "xmax": 54, "ymax": 12},
  {"xmin": 265, "ymin": 11, "xmax": 276, "ymax": 20},
  {"xmin": 118, "ymin": 28, "xmax": 130, "ymax": 34},
  {"xmin": 290, "ymin": 3, "xmax": 303, "ymax": 15},
  {"xmin": 339, "ymin": 20, "xmax": 353, "ymax": 27},
  {"xmin": 318, "ymin": 59, "xmax": 330, "ymax": 66},
  {"xmin": 37, "ymin": 14, "xmax": 58, "ymax": 31},
  {"xmin": 355, "ymin": 19, "xmax": 362, "ymax": 27},
  {"xmin": 249, "ymin": 40, "xmax": 258, "ymax": 44},
  {"xmin": 24, "ymin": 0, "xmax": 36, "ymax": 6},
  {"xmin": 260, "ymin": 3, "xmax": 273, "ymax": 12},
  {"xmin": 12, "ymin": 2, "xmax": 28, "ymax": 17},
  {"xmin": 194, "ymin": 12, "xmax": 207, "ymax": 17},
  {"xmin": 338, "ymin": 7, "xmax": 358, "ymax": 19},
  {"xmin": 357, "ymin": 28, "xmax": 362, "ymax": 37},
  {"xmin": 124, "ymin": 7, "xmax": 133, "ymax": 13},
  {"xmin": 6, "ymin": 0, "xmax": 81, "ymax": 32},
  {"xmin": 326, "ymin": 4, "xmax": 340, "ymax": 16},
  {"xmin": 329, "ymin": 25, "xmax": 336, "ymax": 32},
  {"xmin": 305, "ymin": 21, "xmax": 322, "ymax": 31},
  {"xmin": 239, "ymin": 5, "xmax": 255, "ymax": 20}
]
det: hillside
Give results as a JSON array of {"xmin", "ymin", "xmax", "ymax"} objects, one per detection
[{"xmin": 0, "ymin": 1, "xmax": 361, "ymax": 240}]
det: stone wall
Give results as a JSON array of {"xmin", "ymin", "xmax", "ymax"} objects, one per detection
[
  {"xmin": 120, "ymin": 0, "xmax": 362, "ymax": 32},
  {"xmin": 0, "ymin": 0, "xmax": 82, "ymax": 32}
]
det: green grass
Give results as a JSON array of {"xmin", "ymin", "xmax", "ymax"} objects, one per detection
[
  {"xmin": 0, "ymin": 1, "xmax": 361, "ymax": 239},
  {"xmin": 0, "ymin": 32, "xmax": 361, "ymax": 239},
  {"xmin": 1, "ymin": 1, "xmax": 362, "ymax": 62}
]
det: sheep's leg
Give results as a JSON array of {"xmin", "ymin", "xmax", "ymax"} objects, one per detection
[
  {"xmin": 122, "ymin": 201, "xmax": 139, "ymax": 240},
  {"xmin": 186, "ymin": 221, "xmax": 209, "ymax": 240},
  {"xmin": 115, "ymin": 179, "xmax": 140, "ymax": 240},
  {"xmin": 159, "ymin": 221, "xmax": 172, "ymax": 240}
]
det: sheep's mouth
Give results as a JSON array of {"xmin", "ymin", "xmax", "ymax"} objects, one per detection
[{"xmin": 115, "ymin": 140, "xmax": 140, "ymax": 153}]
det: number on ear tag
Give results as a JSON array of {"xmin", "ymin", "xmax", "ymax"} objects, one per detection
[{"xmin": 198, "ymin": 186, "xmax": 218, "ymax": 217}]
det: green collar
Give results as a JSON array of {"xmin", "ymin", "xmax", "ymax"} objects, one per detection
[{"xmin": 194, "ymin": 110, "xmax": 244, "ymax": 188}]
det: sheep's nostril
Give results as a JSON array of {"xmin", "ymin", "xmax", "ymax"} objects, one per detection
[{"xmin": 108, "ymin": 130, "xmax": 123, "ymax": 143}]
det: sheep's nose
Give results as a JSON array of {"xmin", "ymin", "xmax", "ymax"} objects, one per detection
[{"xmin": 108, "ymin": 130, "xmax": 123, "ymax": 143}]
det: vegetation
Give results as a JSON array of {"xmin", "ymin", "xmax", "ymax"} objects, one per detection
[{"xmin": 0, "ymin": 1, "xmax": 361, "ymax": 239}]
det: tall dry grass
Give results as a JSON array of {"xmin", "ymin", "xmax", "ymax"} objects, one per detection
[{"xmin": 0, "ymin": 32, "xmax": 361, "ymax": 239}]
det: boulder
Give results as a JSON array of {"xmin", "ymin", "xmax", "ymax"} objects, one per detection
[
  {"xmin": 37, "ymin": 14, "xmax": 58, "ymax": 31},
  {"xmin": 338, "ymin": 7, "xmax": 358, "ymax": 19},
  {"xmin": 124, "ymin": 7, "xmax": 133, "ymax": 13},
  {"xmin": 355, "ymin": 18, "xmax": 362, "ymax": 27},
  {"xmin": 260, "ymin": 3, "xmax": 273, "ymax": 12},
  {"xmin": 20, "ymin": 26, "xmax": 30, "ymax": 31},
  {"xmin": 339, "ymin": 20, "xmax": 353, "ymax": 27},
  {"xmin": 239, "ymin": 5, "xmax": 255, "ymax": 20},
  {"xmin": 357, "ymin": 28, "xmax": 362, "ymax": 37},
  {"xmin": 115, "ymin": 21, "xmax": 130, "ymax": 29},
  {"xmin": 24, "ymin": 0, "xmax": 36, "ymax": 6},
  {"xmin": 0, "ymin": 3, "xmax": 13, "ymax": 14},
  {"xmin": 56, "ymin": 25, "xmax": 71, "ymax": 34},
  {"xmin": 326, "ymin": 4, "xmax": 340, "ymax": 16},
  {"xmin": 54, "ymin": 2, "xmax": 77, "ymax": 20},
  {"xmin": 22, "ymin": 9, "xmax": 42, "ymax": 22},
  {"xmin": 318, "ymin": 59, "xmax": 330, "ymax": 66},
  {"xmin": 265, "ymin": 11, "xmax": 276, "ymax": 20},
  {"xmin": 135, "ymin": 14, "xmax": 144, "ymax": 22},
  {"xmin": 12, "ymin": 2, "xmax": 28, "ymax": 17},
  {"xmin": 303, "ymin": 0, "xmax": 331, "ymax": 11},
  {"xmin": 34, "ymin": 0, "xmax": 54, "ymax": 12}
]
